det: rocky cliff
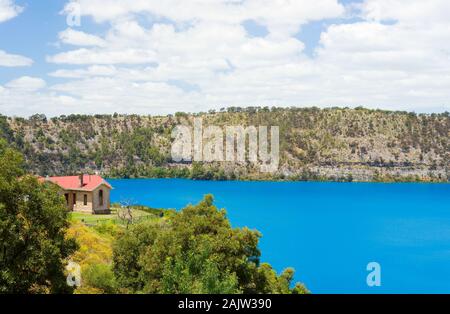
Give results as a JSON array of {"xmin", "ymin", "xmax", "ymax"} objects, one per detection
[{"xmin": 1, "ymin": 107, "xmax": 449, "ymax": 182}]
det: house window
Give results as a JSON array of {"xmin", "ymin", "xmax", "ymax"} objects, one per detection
[
  {"xmin": 73, "ymin": 193, "xmax": 76, "ymax": 205},
  {"xmin": 83, "ymin": 194, "xmax": 88, "ymax": 206},
  {"xmin": 64, "ymin": 193, "xmax": 69, "ymax": 205},
  {"xmin": 99, "ymin": 190, "xmax": 104, "ymax": 206}
]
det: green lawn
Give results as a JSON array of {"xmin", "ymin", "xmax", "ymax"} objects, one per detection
[{"xmin": 69, "ymin": 207, "xmax": 157, "ymax": 225}]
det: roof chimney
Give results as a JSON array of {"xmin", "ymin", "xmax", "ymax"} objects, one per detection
[{"xmin": 79, "ymin": 174, "xmax": 84, "ymax": 187}]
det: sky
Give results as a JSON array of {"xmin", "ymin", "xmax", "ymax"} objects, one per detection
[{"xmin": 0, "ymin": 0, "xmax": 450, "ymax": 117}]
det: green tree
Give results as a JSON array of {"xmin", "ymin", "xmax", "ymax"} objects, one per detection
[
  {"xmin": 83, "ymin": 264, "xmax": 116, "ymax": 294},
  {"xmin": 112, "ymin": 194, "xmax": 308, "ymax": 294},
  {"xmin": 190, "ymin": 162, "xmax": 206, "ymax": 179},
  {"xmin": 160, "ymin": 243, "xmax": 240, "ymax": 294},
  {"xmin": 0, "ymin": 139, "xmax": 77, "ymax": 293}
]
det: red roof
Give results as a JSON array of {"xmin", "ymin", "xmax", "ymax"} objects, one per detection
[{"xmin": 40, "ymin": 175, "xmax": 112, "ymax": 191}]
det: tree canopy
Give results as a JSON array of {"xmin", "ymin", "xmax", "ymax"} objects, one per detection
[
  {"xmin": 0, "ymin": 139, "xmax": 77, "ymax": 293},
  {"xmin": 113, "ymin": 194, "xmax": 308, "ymax": 294}
]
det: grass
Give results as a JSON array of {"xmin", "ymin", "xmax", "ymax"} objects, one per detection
[{"xmin": 69, "ymin": 207, "xmax": 158, "ymax": 226}]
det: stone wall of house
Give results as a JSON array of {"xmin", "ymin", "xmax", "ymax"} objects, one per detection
[
  {"xmin": 73, "ymin": 191, "xmax": 94, "ymax": 213},
  {"xmin": 92, "ymin": 184, "xmax": 111, "ymax": 214}
]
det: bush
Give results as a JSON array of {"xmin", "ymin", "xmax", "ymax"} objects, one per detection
[
  {"xmin": 82, "ymin": 264, "xmax": 116, "ymax": 294},
  {"xmin": 0, "ymin": 139, "xmax": 77, "ymax": 293},
  {"xmin": 112, "ymin": 194, "xmax": 308, "ymax": 294},
  {"xmin": 94, "ymin": 220, "xmax": 121, "ymax": 237}
]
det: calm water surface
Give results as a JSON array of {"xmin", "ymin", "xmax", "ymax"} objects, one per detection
[{"xmin": 109, "ymin": 179, "xmax": 450, "ymax": 293}]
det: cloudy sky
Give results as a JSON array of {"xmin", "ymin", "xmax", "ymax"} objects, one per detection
[{"xmin": 0, "ymin": 0, "xmax": 450, "ymax": 117}]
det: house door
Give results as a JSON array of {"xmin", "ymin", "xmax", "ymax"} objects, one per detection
[{"xmin": 99, "ymin": 190, "xmax": 104, "ymax": 207}]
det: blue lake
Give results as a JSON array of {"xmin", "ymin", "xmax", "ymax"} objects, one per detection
[{"xmin": 109, "ymin": 179, "xmax": 450, "ymax": 294}]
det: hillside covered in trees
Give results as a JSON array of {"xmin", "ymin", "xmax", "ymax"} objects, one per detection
[{"xmin": 0, "ymin": 107, "xmax": 449, "ymax": 182}]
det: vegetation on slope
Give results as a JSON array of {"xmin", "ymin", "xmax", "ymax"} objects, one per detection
[
  {"xmin": 1, "ymin": 107, "xmax": 449, "ymax": 182},
  {"xmin": 66, "ymin": 221, "xmax": 116, "ymax": 294}
]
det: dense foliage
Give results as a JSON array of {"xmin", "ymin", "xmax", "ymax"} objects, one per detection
[
  {"xmin": 112, "ymin": 195, "xmax": 308, "ymax": 294},
  {"xmin": 65, "ymin": 220, "xmax": 118, "ymax": 294},
  {"xmin": 0, "ymin": 139, "xmax": 77, "ymax": 293}
]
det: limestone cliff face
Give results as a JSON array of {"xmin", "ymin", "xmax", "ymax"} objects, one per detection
[{"xmin": 1, "ymin": 107, "xmax": 449, "ymax": 181}]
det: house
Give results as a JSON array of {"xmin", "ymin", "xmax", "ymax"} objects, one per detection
[{"xmin": 41, "ymin": 174, "xmax": 113, "ymax": 214}]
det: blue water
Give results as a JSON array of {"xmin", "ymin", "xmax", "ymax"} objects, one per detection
[{"xmin": 109, "ymin": 179, "xmax": 450, "ymax": 294}]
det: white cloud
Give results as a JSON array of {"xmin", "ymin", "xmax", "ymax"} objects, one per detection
[
  {"xmin": 0, "ymin": 77, "xmax": 51, "ymax": 117},
  {"xmin": 359, "ymin": 0, "xmax": 450, "ymax": 25},
  {"xmin": 0, "ymin": 0, "xmax": 22, "ymax": 23},
  {"xmin": 2, "ymin": 0, "xmax": 450, "ymax": 116},
  {"xmin": 0, "ymin": 49, "xmax": 33, "ymax": 66},
  {"xmin": 49, "ymin": 65, "xmax": 117, "ymax": 78},
  {"xmin": 52, "ymin": 0, "xmax": 342, "ymax": 71},
  {"xmin": 58, "ymin": 28, "xmax": 107, "ymax": 47},
  {"xmin": 6, "ymin": 76, "xmax": 46, "ymax": 91},
  {"xmin": 0, "ymin": 75, "xmax": 203, "ymax": 117},
  {"xmin": 47, "ymin": 48, "xmax": 157, "ymax": 64},
  {"xmin": 0, "ymin": 1, "xmax": 30, "ymax": 68},
  {"xmin": 62, "ymin": 0, "xmax": 343, "ymax": 28}
]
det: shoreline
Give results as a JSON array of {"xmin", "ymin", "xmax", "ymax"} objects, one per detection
[{"xmin": 106, "ymin": 176, "xmax": 450, "ymax": 184}]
